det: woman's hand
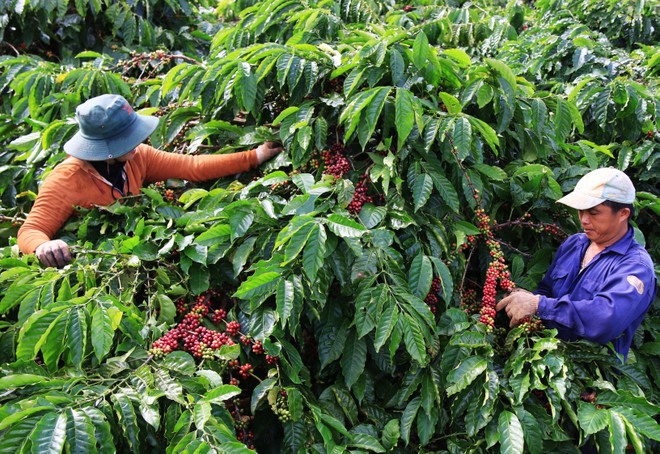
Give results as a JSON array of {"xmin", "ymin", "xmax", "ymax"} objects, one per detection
[
  {"xmin": 35, "ymin": 239, "xmax": 72, "ymax": 268},
  {"xmin": 255, "ymin": 142, "xmax": 283, "ymax": 164}
]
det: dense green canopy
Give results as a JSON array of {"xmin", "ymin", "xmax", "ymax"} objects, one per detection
[{"xmin": 0, "ymin": 1, "xmax": 658, "ymax": 452}]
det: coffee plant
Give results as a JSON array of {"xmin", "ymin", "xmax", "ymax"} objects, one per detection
[{"xmin": 1, "ymin": 1, "xmax": 659, "ymax": 453}]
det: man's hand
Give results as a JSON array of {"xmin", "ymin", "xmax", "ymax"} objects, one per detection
[
  {"xmin": 255, "ymin": 142, "xmax": 283, "ymax": 164},
  {"xmin": 35, "ymin": 240, "xmax": 72, "ymax": 268},
  {"xmin": 496, "ymin": 289, "xmax": 540, "ymax": 328}
]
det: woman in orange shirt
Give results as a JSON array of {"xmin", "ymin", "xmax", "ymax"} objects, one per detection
[{"xmin": 18, "ymin": 94, "xmax": 282, "ymax": 267}]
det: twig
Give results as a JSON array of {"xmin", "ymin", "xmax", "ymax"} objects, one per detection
[
  {"xmin": 459, "ymin": 245, "xmax": 475, "ymax": 297},
  {"xmin": 446, "ymin": 131, "xmax": 479, "ymax": 201},
  {"xmin": 492, "ymin": 220, "xmax": 568, "ymax": 237},
  {"xmin": 496, "ymin": 240, "xmax": 532, "ymax": 257},
  {"xmin": 70, "ymin": 246, "xmax": 129, "ymax": 258},
  {"xmin": 0, "ymin": 214, "xmax": 25, "ymax": 224}
]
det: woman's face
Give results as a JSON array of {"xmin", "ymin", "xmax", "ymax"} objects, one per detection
[{"xmin": 116, "ymin": 148, "xmax": 138, "ymax": 162}]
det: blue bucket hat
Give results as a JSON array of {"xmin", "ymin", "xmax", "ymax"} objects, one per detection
[{"xmin": 63, "ymin": 94, "xmax": 159, "ymax": 161}]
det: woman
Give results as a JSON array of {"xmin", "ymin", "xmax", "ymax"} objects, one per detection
[{"xmin": 18, "ymin": 94, "xmax": 282, "ymax": 267}]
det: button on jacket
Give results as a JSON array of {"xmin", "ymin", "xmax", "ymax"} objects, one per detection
[
  {"xmin": 535, "ymin": 226, "xmax": 656, "ymax": 360},
  {"xmin": 18, "ymin": 144, "xmax": 259, "ymax": 255}
]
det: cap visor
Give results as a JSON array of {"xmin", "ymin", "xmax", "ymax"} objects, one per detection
[
  {"xmin": 556, "ymin": 192, "xmax": 605, "ymax": 210},
  {"xmin": 64, "ymin": 114, "xmax": 159, "ymax": 161}
]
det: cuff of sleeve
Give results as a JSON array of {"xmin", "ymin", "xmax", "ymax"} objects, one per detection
[
  {"xmin": 537, "ymin": 295, "xmax": 552, "ymax": 319},
  {"xmin": 250, "ymin": 148, "xmax": 260, "ymax": 166},
  {"xmin": 17, "ymin": 230, "xmax": 50, "ymax": 255}
]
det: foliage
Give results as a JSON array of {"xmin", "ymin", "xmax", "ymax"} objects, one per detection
[
  {"xmin": 0, "ymin": 0, "xmax": 217, "ymax": 60},
  {"xmin": 1, "ymin": 0, "xmax": 659, "ymax": 452}
]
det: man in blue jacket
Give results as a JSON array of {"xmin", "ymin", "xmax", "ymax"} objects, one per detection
[{"xmin": 496, "ymin": 168, "xmax": 656, "ymax": 361}]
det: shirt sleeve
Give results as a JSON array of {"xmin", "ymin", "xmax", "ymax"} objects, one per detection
[
  {"xmin": 536, "ymin": 255, "xmax": 656, "ymax": 344},
  {"xmin": 17, "ymin": 170, "xmax": 77, "ymax": 254},
  {"xmin": 141, "ymin": 145, "xmax": 259, "ymax": 183}
]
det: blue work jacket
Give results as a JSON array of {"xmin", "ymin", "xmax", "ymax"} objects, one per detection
[{"xmin": 535, "ymin": 226, "xmax": 656, "ymax": 360}]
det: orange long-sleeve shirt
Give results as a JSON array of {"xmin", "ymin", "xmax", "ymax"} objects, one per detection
[{"xmin": 18, "ymin": 144, "xmax": 259, "ymax": 254}]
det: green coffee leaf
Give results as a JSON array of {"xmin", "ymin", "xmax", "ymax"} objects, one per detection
[
  {"xmin": 66, "ymin": 409, "xmax": 96, "ymax": 454},
  {"xmin": 381, "ymin": 419, "xmax": 400, "ymax": 450},
  {"xmin": 498, "ymin": 411, "xmax": 524, "ymax": 454},
  {"xmin": 578, "ymin": 402, "xmax": 609, "ymax": 435},
  {"xmin": 341, "ymin": 331, "xmax": 367, "ymax": 389},
  {"xmin": 446, "ymin": 356, "xmax": 487, "ymax": 396},
  {"xmin": 400, "ymin": 396, "xmax": 421, "ymax": 445},
  {"xmin": 0, "ymin": 374, "xmax": 48, "ymax": 389},
  {"xmin": 91, "ymin": 304, "xmax": 114, "ymax": 362},
  {"xmin": 395, "ymin": 89, "xmax": 415, "ymax": 150},
  {"xmin": 402, "ymin": 314, "xmax": 427, "ymax": 365},
  {"xmin": 30, "ymin": 412, "xmax": 67, "ymax": 454},
  {"xmin": 438, "ymin": 92, "xmax": 462, "ymax": 115},
  {"xmin": 326, "ymin": 214, "xmax": 367, "ymax": 238},
  {"xmin": 201, "ymin": 385, "xmax": 242, "ymax": 404}
]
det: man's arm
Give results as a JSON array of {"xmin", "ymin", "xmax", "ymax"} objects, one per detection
[{"xmin": 535, "ymin": 257, "xmax": 655, "ymax": 344}]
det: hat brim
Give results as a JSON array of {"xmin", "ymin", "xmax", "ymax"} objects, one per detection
[
  {"xmin": 556, "ymin": 191, "xmax": 605, "ymax": 210},
  {"xmin": 64, "ymin": 114, "xmax": 159, "ymax": 161}
]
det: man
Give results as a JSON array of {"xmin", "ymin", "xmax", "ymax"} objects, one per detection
[
  {"xmin": 496, "ymin": 168, "xmax": 656, "ymax": 360},
  {"xmin": 17, "ymin": 94, "xmax": 282, "ymax": 267}
]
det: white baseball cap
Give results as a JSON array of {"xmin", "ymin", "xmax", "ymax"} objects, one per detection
[{"xmin": 557, "ymin": 168, "xmax": 635, "ymax": 210}]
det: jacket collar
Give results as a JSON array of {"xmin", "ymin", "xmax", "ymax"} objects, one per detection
[
  {"xmin": 64, "ymin": 156, "xmax": 114, "ymax": 187},
  {"xmin": 606, "ymin": 224, "xmax": 634, "ymax": 255}
]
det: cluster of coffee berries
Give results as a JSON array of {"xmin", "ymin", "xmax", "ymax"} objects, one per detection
[
  {"xmin": 252, "ymin": 341, "xmax": 264, "ymax": 354},
  {"xmin": 271, "ymin": 389, "xmax": 291, "ymax": 422},
  {"xmin": 150, "ymin": 289, "xmax": 280, "ymax": 363},
  {"xmin": 472, "ymin": 208, "xmax": 516, "ymax": 327},
  {"xmin": 479, "ymin": 262, "xmax": 500, "ymax": 326},
  {"xmin": 347, "ymin": 174, "xmax": 374, "ymax": 215},
  {"xmin": 424, "ymin": 277, "xmax": 442, "ymax": 314},
  {"xmin": 118, "ymin": 50, "xmax": 176, "ymax": 80},
  {"xmin": 580, "ymin": 389, "xmax": 598, "ymax": 404},
  {"xmin": 322, "ymin": 143, "xmax": 351, "ymax": 178},
  {"xmin": 229, "ymin": 398, "xmax": 255, "ymax": 450},
  {"xmin": 542, "ymin": 223, "xmax": 564, "ymax": 237},
  {"xmin": 458, "ymin": 235, "xmax": 477, "ymax": 253},
  {"xmin": 475, "ymin": 207, "xmax": 492, "ymax": 233},
  {"xmin": 270, "ymin": 179, "xmax": 291, "ymax": 192},
  {"xmin": 164, "ymin": 189, "xmax": 176, "ymax": 202},
  {"xmin": 460, "ymin": 287, "xmax": 480, "ymax": 315},
  {"xmin": 478, "ymin": 255, "xmax": 515, "ymax": 327},
  {"xmin": 149, "ymin": 289, "xmax": 281, "ymax": 453},
  {"xmin": 518, "ymin": 315, "xmax": 544, "ymax": 333},
  {"xmin": 226, "ymin": 320, "xmax": 241, "ymax": 336},
  {"xmin": 151, "ymin": 181, "xmax": 180, "ymax": 203},
  {"xmin": 229, "ymin": 360, "xmax": 254, "ymax": 380},
  {"xmin": 175, "ymin": 297, "xmax": 187, "ymax": 315},
  {"xmin": 271, "ymin": 169, "xmax": 306, "ymax": 193},
  {"xmin": 150, "ymin": 319, "xmax": 236, "ymax": 359},
  {"xmin": 403, "ymin": 5, "xmax": 414, "ymax": 12},
  {"xmin": 327, "ymin": 77, "xmax": 344, "ymax": 95},
  {"xmin": 191, "ymin": 301, "xmax": 209, "ymax": 316},
  {"xmin": 211, "ymin": 308, "xmax": 227, "ymax": 324}
]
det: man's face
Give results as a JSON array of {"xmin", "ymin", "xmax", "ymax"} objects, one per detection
[{"xmin": 577, "ymin": 203, "xmax": 630, "ymax": 245}]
